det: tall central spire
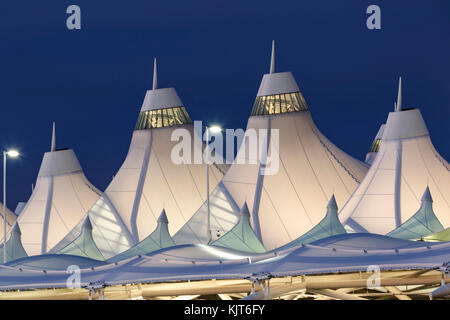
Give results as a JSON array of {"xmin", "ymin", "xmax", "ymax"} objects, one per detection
[
  {"xmin": 396, "ymin": 76, "xmax": 402, "ymax": 112},
  {"xmin": 269, "ymin": 40, "xmax": 275, "ymax": 74},
  {"xmin": 152, "ymin": 57, "xmax": 157, "ymax": 90},
  {"xmin": 51, "ymin": 122, "xmax": 56, "ymax": 152}
]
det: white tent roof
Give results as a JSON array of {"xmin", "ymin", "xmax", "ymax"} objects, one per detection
[
  {"xmin": 174, "ymin": 42, "xmax": 368, "ymax": 250},
  {"xmin": 13, "ymin": 125, "xmax": 101, "ymax": 256},
  {"xmin": 87, "ymin": 60, "xmax": 227, "ymax": 259},
  {"xmin": 339, "ymin": 79, "xmax": 450, "ymax": 234},
  {"xmin": 0, "ymin": 203, "xmax": 17, "ymax": 240}
]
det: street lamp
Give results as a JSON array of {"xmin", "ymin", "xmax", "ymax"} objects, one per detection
[
  {"xmin": 205, "ymin": 125, "xmax": 221, "ymax": 244},
  {"xmin": 3, "ymin": 149, "xmax": 20, "ymax": 263}
]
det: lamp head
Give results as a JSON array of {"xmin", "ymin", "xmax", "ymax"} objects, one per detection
[
  {"xmin": 208, "ymin": 125, "xmax": 222, "ymax": 134},
  {"xmin": 6, "ymin": 150, "xmax": 20, "ymax": 158}
]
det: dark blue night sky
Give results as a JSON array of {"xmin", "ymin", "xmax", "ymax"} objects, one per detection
[{"xmin": 1, "ymin": 0, "xmax": 449, "ymax": 209}]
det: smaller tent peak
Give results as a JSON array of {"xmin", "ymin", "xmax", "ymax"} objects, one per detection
[
  {"xmin": 240, "ymin": 202, "xmax": 250, "ymax": 217},
  {"xmin": 11, "ymin": 222, "xmax": 21, "ymax": 236},
  {"xmin": 158, "ymin": 209, "xmax": 169, "ymax": 224},
  {"xmin": 51, "ymin": 122, "xmax": 56, "ymax": 152},
  {"xmin": 421, "ymin": 186, "xmax": 433, "ymax": 203},
  {"xmin": 152, "ymin": 57, "xmax": 157, "ymax": 91},
  {"xmin": 327, "ymin": 194, "xmax": 338, "ymax": 210},
  {"xmin": 270, "ymin": 40, "xmax": 275, "ymax": 74},
  {"xmin": 82, "ymin": 216, "xmax": 93, "ymax": 230},
  {"xmin": 396, "ymin": 76, "xmax": 402, "ymax": 112}
]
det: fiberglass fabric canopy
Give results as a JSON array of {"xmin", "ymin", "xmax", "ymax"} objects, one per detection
[{"xmin": 0, "ymin": 233, "xmax": 450, "ymax": 290}]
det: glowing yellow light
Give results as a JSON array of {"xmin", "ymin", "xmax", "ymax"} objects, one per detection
[
  {"xmin": 6, "ymin": 150, "xmax": 19, "ymax": 158},
  {"xmin": 209, "ymin": 126, "xmax": 222, "ymax": 133}
]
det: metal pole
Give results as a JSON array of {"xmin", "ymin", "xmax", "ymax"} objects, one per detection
[
  {"xmin": 206, "ymin": 127, "xmax": 211, "ymax": 243},
  {"xmin": 3, "ymin": 151, "xmax": 6, "ymax": 264}
]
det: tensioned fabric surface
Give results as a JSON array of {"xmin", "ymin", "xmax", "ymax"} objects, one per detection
[
  {"xmin": 107, "ymin": 209, "xmax": 176, "ymax": 263},
  {"xmin": 339, "ymin": 108, "xmax": 450, "ymax": 235},
  {"xmin": 211, "ymin": 203, "xmax": 266, "ymax": 253},
  {"xmin": 0, "ymin": 224, "xmax": 27, "ymax": 263},
  {"xmin": 386, "ymin": 187, "xmax": 444, "ymax": 240},
  {"xmin": 13, "ymin": 148, "xmax": 101, "ymax": 256},
  {"xmin": 86, "ymin": 124, "xmax": 226, "ymax": 259},
  {"xmin": 0, "ymin": 233, "xmax": 449, "ymax": 290},
  {"xmin": 50, "ymin": 217, "xmax": 105, "ymax": 261},
  {"xmin": 82, "ymin": 73, "xmax": 227, "ymax": 259},
  {"xmin": 175, "ymin": 71, "xmax": 368, "ymax": 250},
  {"xmin": 0, "ymin": 203, "xmax": 17, "ymax": 241},
  {"xmin": 273, "ymin": 194, "xmax": 347, "ymax": 251}
]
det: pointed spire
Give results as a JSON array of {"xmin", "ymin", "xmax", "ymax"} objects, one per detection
[
  {"xmin": 82, "ymin": 216, "xmax": 93, "ymax": 230},
  {"xmin": 158, "ymin": 208, "xmax": 168, "ymax": 224},
  {"xmin": 421, "ymin": 186, "xmax": 433, "ymax": 203},
  {"xmin": 11, "ymin": 223, "xmax": 21, "ymax": 236},
  {"xmin": 51, "ymin": 121, "xmax": 56, "ymax": 152},
  {"xmin": 240, "ymin": 202, "xmax": 250, "ymax": 217},
  {"xmin": 152, "ymin": 57, "xmax": 157, "ymax": 91},
  {"xmin": 394, "ymin": 102, "xmax": 397, "ymax": 112},
  {"xmin": 269, "ymin": 40, "xmax": 275, "ymax": 74},
  {"xmin": 396, "ymin": 76, "xmax": 402, "ymax": 112},
  {"xmin": 327, "ymin": 194, "xmax": 338, "ymax": 210}
]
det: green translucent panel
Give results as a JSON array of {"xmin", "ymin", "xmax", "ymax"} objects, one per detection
[
  {"xmin": 250, "ymin": 91, "xmax": 309, "ymax": 116},
  {"xmin": 0, "ymin": 225, "xmax": 28, "ymax": 264},
  {"xmin": 387, "ymin": 200, "xmax": 444, "ymax": 240},
  {"xmin": 274, "ymin": 204, "xmax": 347, "ymax": 251},
  {"xmin": 108, "ymin": 220, "xmax": 176, "ymax": 263},
  {"xmin": 424, "ymin": 228, "xmax": 450, "ymax": 242},
  {"xmin": 135, "ymin": 106, "xmax": 193, "ymax": 130},
  {"xmin": 55, "ymin": 219, "xmax": 105, "ymax": 261},
  {"xmin": 211, "ymin": 213, "xmax": 266, "ymax": 254}
]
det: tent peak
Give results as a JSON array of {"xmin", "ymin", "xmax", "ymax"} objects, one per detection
[
  {"xmin": 269, "ymin": 40, "xmax": 275, "ymax": 74},
  {"xmin": 327, "ymin": 194, "xmax": 338, "ymax": 210},
  {"xmin": 11, "ymin": 223, "xmax": 21, "ymax": 236},
  {"xmin": 152, "ymin": 57, "xmax": 157, "ymax": 90},
  {"xmin": 240, "ymin": 202, "xmax": 250, "ymax": 217},
  {"xmin": 158, "ymin": 209, "xmax": 169, "ymax": 224},
  {"xmin": 421, "ymin": 186, "xmax": 433, "ymax": 203},
  {"xmin": 51, "ymin": 122, "xmax": 56, "ymax": 152},
  {"xmin": 396, "ymin": 76, "xmax": 402, "ymax": 112},
  {"xmin": 82, "ymin": 216, "xmax": 93, "ymax": 230}
]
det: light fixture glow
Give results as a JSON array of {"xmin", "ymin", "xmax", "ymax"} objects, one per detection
[
  {"xmin": 208, "ymin": 125, "xmax": 222, "ymax": 133},
  {"xmin": 6, "ymin": 150, "xmax": 20, "ymax": 158}
]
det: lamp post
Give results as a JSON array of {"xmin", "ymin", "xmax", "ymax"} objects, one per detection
[
  {"xmin": 3, "ymin": 149, "xmax": 19, "ymax": 263},
  {"xmin": 205, "ymin": 125, "xmax": 221, "ymax": 244}
]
